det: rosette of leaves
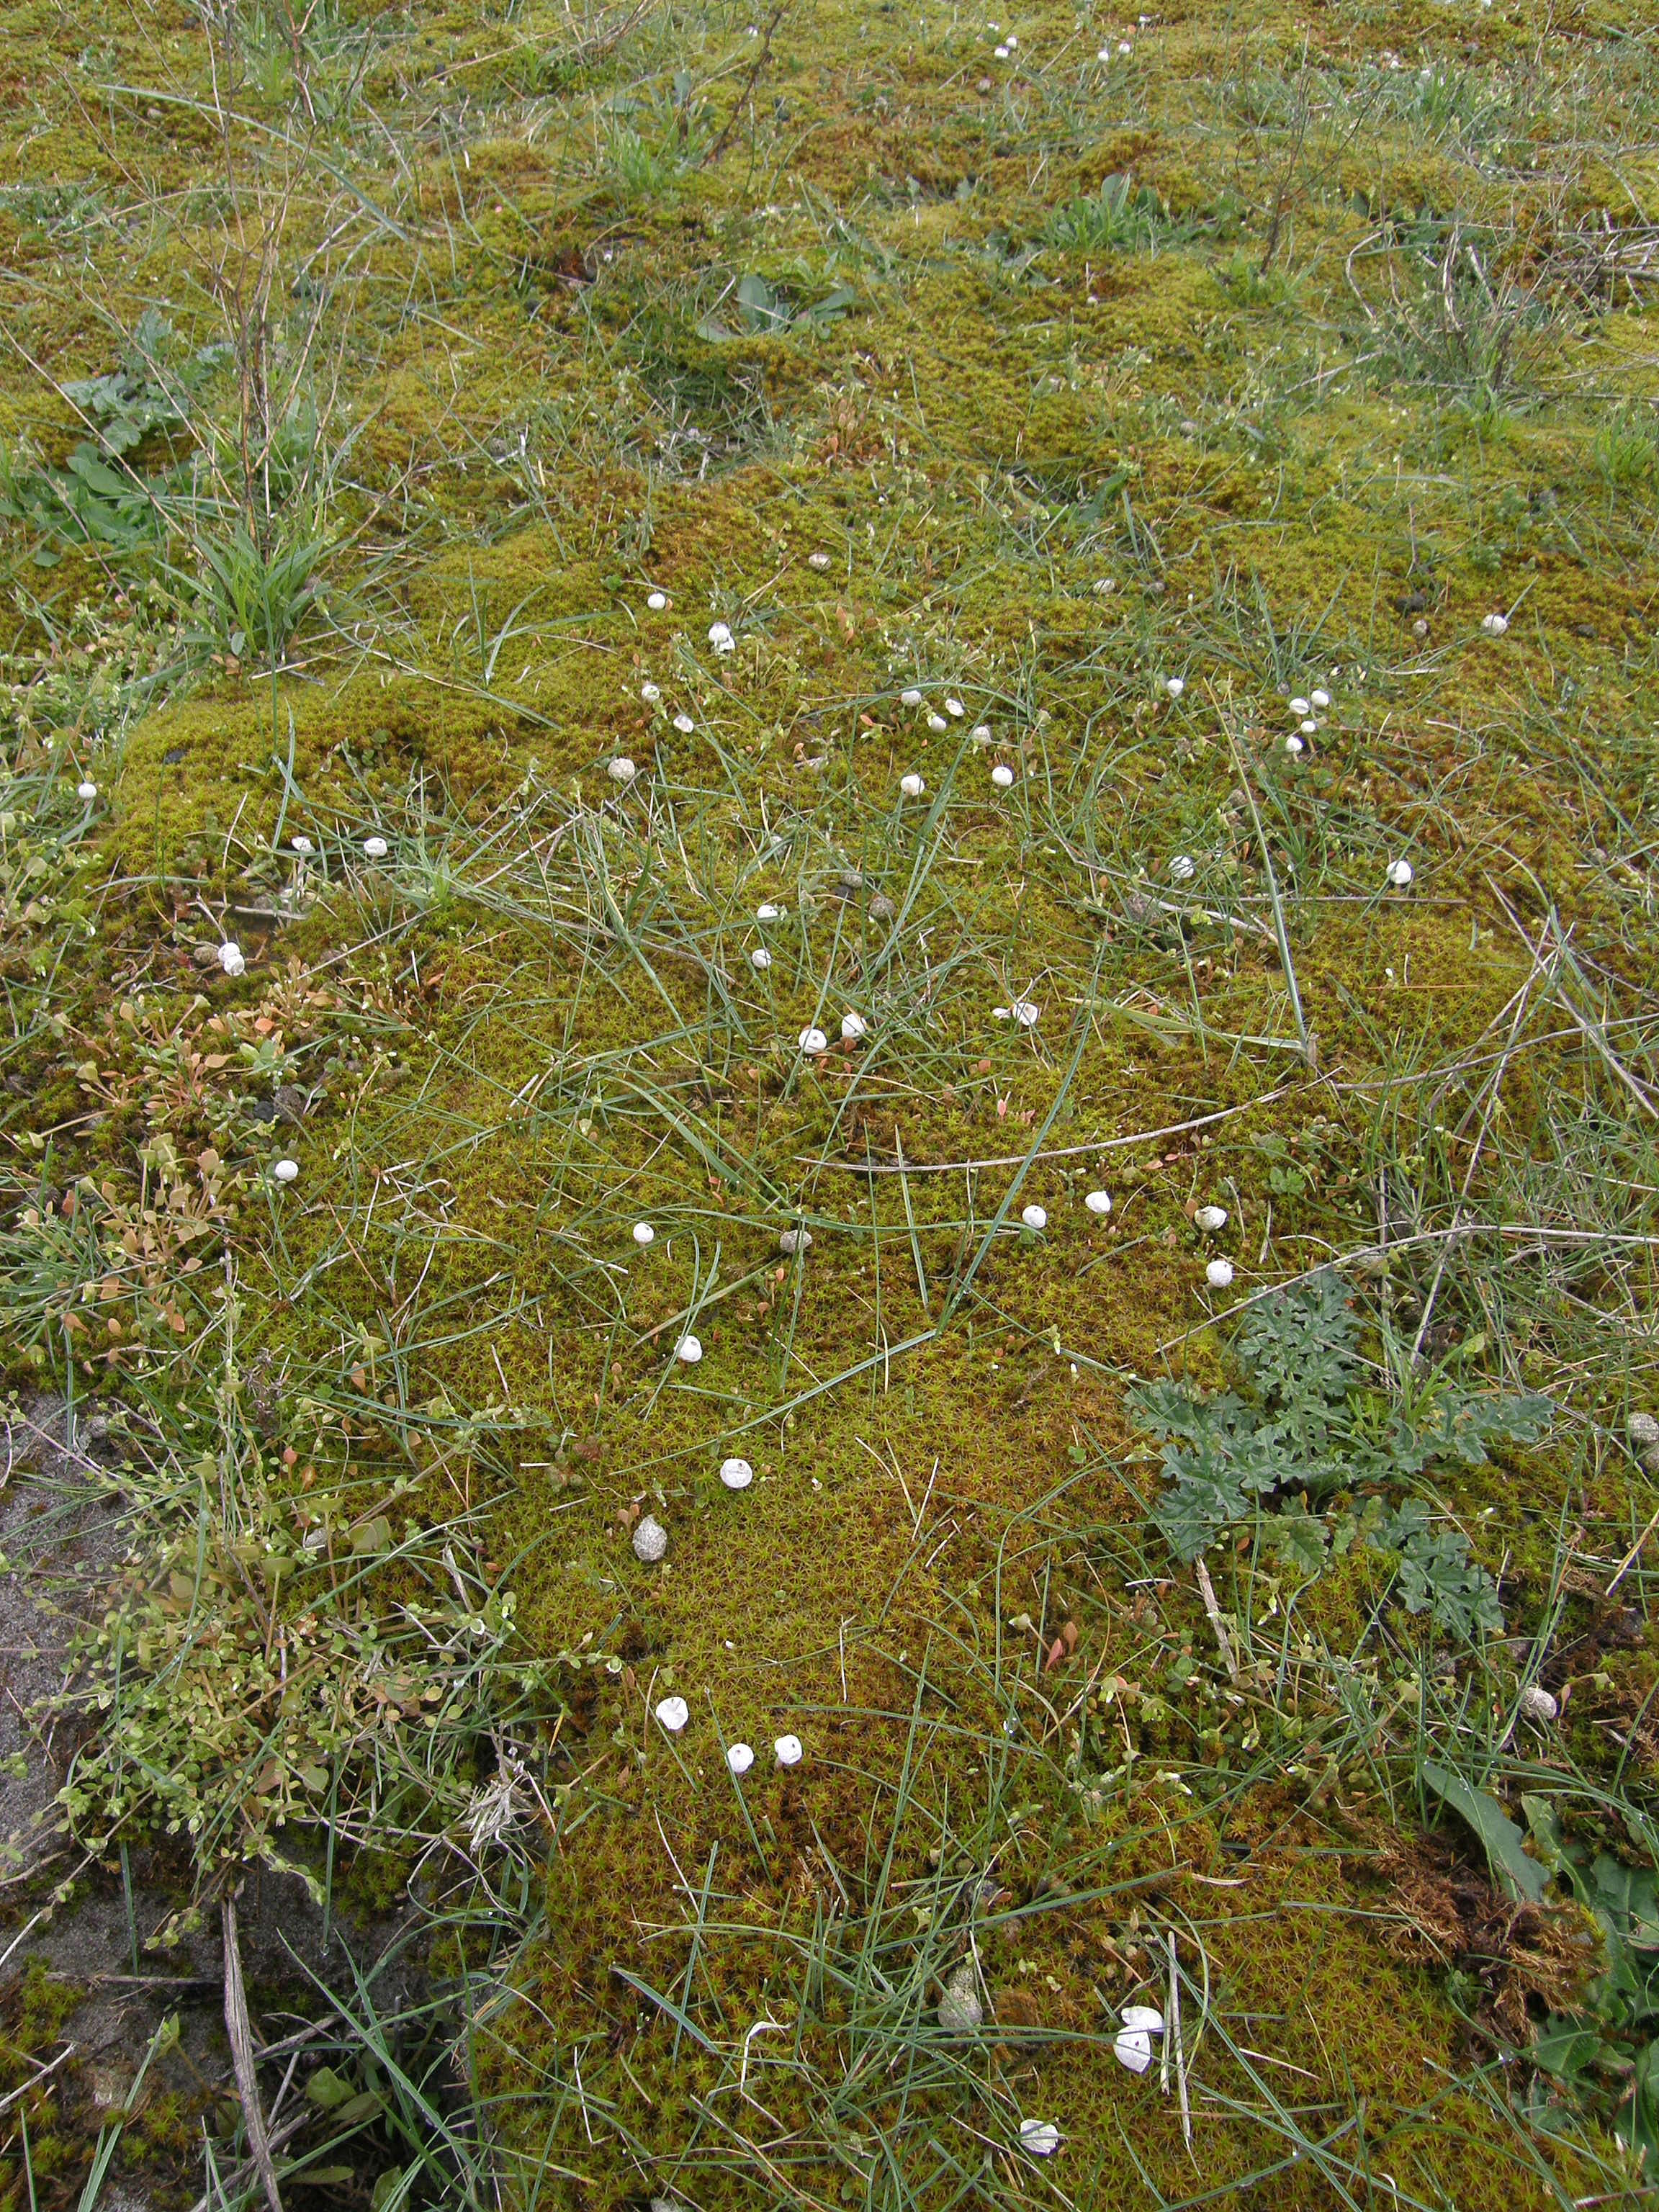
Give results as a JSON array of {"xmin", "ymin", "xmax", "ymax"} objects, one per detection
[{"xmin": 1128, "ymin": 1271, "xmax": 1550, "ymax": 1636}]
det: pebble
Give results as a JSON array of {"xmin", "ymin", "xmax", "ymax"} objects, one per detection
[
  {"xmin": 655, "ymin": 1696, "xmax": 689, "ymax": 1732},
  {"xmin": 719, "ymin": 1457, "xmax": 754, "ymax": 1489},
  {"xmin": 779, "ymin": 1228, "xmax": 812, "ymax": 1255},
  {"xmin": 938, "ymin": 1964, "xmax": 984, "ymax": 2032},
  {"xmin": 1629, "ymin": 1411, "xmax": 1659, "ymax": 1447},
  {"xmin": 1519, "ymin": 1683, "xmax": 1558, "ymax": 1722},
  {"xmin": 632, "ymin": 1515, "xmax": 667, "ymax": 1563}
]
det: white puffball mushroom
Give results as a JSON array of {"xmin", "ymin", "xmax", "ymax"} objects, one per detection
[
  {"xmin": 1387, "ymin": 858, "xmax": 1414, "ymax": 888},
  {"xmin": 1310, "ymin": 688, "xmax": 1331, "ymax": 709},
  {"xmin": 642, "ymin": 680, "xmax": 662, "ymax": 702},
  {"xmin": 757, "ymin": 902, "xmax": 781, "ymax": 921},
  {"xmin": 751, "ymin": 946, "xmax": 773, "ymax": 969},
  {"xmin": 273, "ymin": 1158, "xmax": 300, "ymax": 1184},
  {"xmin": 647, "ymin": 590, "xmax": 667, "ymax": 611},
  {"xmin": 971, "ymin": 723, "xmax": 992, "ymax": 741},
  {"xmin": 709, "ymin": 620, "xmax": 735, "ymax": 653},
  {"xmin": 900, "ymin": 772, "xmax": 926, "ymax": 796},
  {"xmin": 675, "ymin": 1334, "xmax": 703, "ymax": 1364},
  {"xmin": 799, "ymin": 1026, "xmax": 828, "ymax": 1055},
  {"xmin": 991, "ymin": 763, "xmax": 1015, "ymax": 788},
  {"xmin": 1084, "ymin": 1189, "xmax": 1112, "ymax": 1216},
  {"xmin": 994, "ymin": 41, "xmax": 1009, "ymax": 56},
  {"xmin": 632, "ymin": 1221, "xmax": 655, "ymax": 1246},
  {"xmin": 1122, "ymin": 2005, "xmax": 1166, "ymax": 2033},
  {"xmin": 719, "ymin": 1457, "xmax": 754, "ymax": 1490},
  {"xmin": 291, "ymin": 835, "xmax": 314, "ymax": 855},
  {"xmin": 1012, "ymin": 999, "xmax": 1040, "ymax": 1028},
  {"xmin": 1285, "ymin": 734, "xmax": 1305, "ymax": 755},
  {"xmin": 1194, "ymin": 1204, "xmax": 1228, "ymax": 1231},
  {"xmin": 779, "ymin": 1227, "xmax": 812, "ymax": 1255},
  {"xmin": 1482, "ymin": 611, "xmax": 1509, "ymax": 635},
  {"xmin": 1169, "ymin": 853, "xmax": 1196, "ymax": 883},
  {"xmin": 727, "ymin": 1740, "xmax": 755, "ymax": 1773},
  {"xmin": 364, "ymin": 835, "xmax": 389, "ymax": 859},
  {"xmin": 632, "ymin": 1515, "xmax": 668, "ymax": 1563},
  {"xmin": 841, "ymin": 1011, "xmax": 867, "ymax": 1042},
  {"xmin": 926, "ymin": 712, "xmax": 948, "ymax": 733},
  {"xmin": 945, "ymin": 696, "xmax": 965, "ymax": 718},
  {"xmin": 673, "ymin": 712, "xmax": 695, "ymax": 734},
  {"xmin": 1114, "ymin": 2027, "xmax": 1155, "ymax": 2073},
  {"xmin": 1520, "ymin": 1683, "xmax": 1558, "ymax": 1723},
  {"xmin": 808, "ymin": 551, "xmax": 831, "ymax": 570},
  {"xmin": 1205, "ymin": 1257, "xmax": 1236, "ymax": 1290},
  {"xmin": 938, "ymin": 1964, "xmax": 984, "ymax": 2033},
  {"xmin": 77, "ymin": 779, "xmax": 98, "ymax": 801},
  {"xmin": 1289, "ymin": 696, "xmax": 1311, "ymax": 717},
  {"xmin": 1018, "ymin": 2121, "xmax": 1061, "ymax": 2157},
  {"xmin": 773, "ymin": 1733, "xmax": 804, "ymax": 1767},
  {"xmin": 901, "ymin": 688, "xmax": 923, "ymax": 707},
  {"xmin": 655, "ymin": 1696, "xmax": 689, "ymax": 1732},
  {"xmin": 608, "ymin": 756, "xmax": 637, "ymax": 783},
  {"xmin": 218, "ymin": 940, "xmax": 246, "ymax": 978},
  {"xmin": 1164, "ymin": 676, "xmax": 1184, "ymax": 698},
  {"xmin": 1020, "ymin": 1204, "xmax": 1048, "ymax": 1231}
]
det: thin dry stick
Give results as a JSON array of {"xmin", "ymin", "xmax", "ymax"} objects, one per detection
[
  {"xmin": 1169, "ymin": 1931, "xmax": 1192, "ymax": 2152},
  {"xmin": 1192, "ymin": 1558, "xmax": 1238, "ymax": 1681},
  {"xmin": 222, "ymin": 1892, "xmax": 284, "ymax": 2212},
  {"xmin": 805, "ymin": 1088, "xmax": 1298, "ymax": 1174}
]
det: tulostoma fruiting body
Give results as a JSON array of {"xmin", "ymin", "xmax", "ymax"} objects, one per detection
[
  {"xmin": 1194, "ymin": 1205, "xmax": 1228, "ymax": 1231},
  {"xmin": 273, "ymin": 1159, "xmax": 300, "ymax": 1184},
  {"xmin": 218, "ymin": 941, "xmax": 246, "ymax": 978},
  {"xmin": 1020, "ymin": 1204, "xmax": 1047, "ymax": 1231},
  {"xmin": 1206, "ymin": 1258, "xmax": 1235, "ymax": 1289},
  {"xmin": 1084, "ymin": 1190, "xmax": 1112, "ymax": 1215},
  {"xmin": 773, "ymin": 1733, "xmax": 803, "ymax": 1766},
  {"xmin": 719, "ymin": 1457, "xmax": 754, "ymax": 1489},
  {"xmin": 726, "ymin": 1741, "xmax": 755, "ymax": 1773},
  {"xmin": 655, "ymin": 1696, "xmax": 688, "ymax": 1732},
  {"xmin": 675, "ymin": 1335, "xmax": 702, "ymax": 1363}
]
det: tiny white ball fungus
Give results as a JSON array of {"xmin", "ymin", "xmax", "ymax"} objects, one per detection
[
  {"xmin": 1169, "ymin": 853, "xmax": 1196, "ymax": 883},
  {"xmin": 900, "ymin": 688, "xmax": 924, "ymax": 707},
  {"xmin": 1519, "ymin": 1683, "xmax": 1558, "ymax": 1722},
  {"xmin": 709, "ymin": 621, "xmax": 735, "ymax": 653},
  {"xmin": 608, "ymin": 756, "xmax": 637, "ymax": 782},
  {"xmin": 675, "ymin": 1334, "xmax": 703, "ymax": 1364},
  {"xmin": 1482, "ymin": 611, "xmax": 1509, "ymax": 635},
  {"xmin": 1164, "ymin": 676, "xmax": 1184, "ymax": 698},
  {"xmin": 1084, "ymin": 1189, "xmax": 1112, "ymax": 1216},
  {"xmin": 1387, "ymin": 858, "xmax": 1414, "ymax": 888},
  {"xmin": 76, "ymin": 780, "xmax": 98, "ymax": 801},
  {"xmin": 1205, "ymin": 1257, "xmax": 1235, "ymax": 1290},
  {"xmin": 945, "ymin": 696, "xmax": 966, "ymax": 718},
  {"xmin": 900, "ymin": 772, "xmax": 926, "ymax": 796},
  {"xmin": 1194, "ymin": 1205, "xmax": 1228, "ymax": 1231},
  {"xmin": 673, "ymin": 712, "xmax": 696, "ymax": 734},
  {"xmin": 799, "ymin": 1027, "xmax": 829, "ymax": 1055},
  {"xmin": 632, "ymin": 1515, "xmax": 668, "ymax": 1563},
  {"xmin": 647, "ymin": 590, "xmax": 667, "ymax": 611},
  {"xmin": 719, "ymin": 1457, "xmax": 754, "ymax": 1489},
  {"xmin": 1019, "ymin": 2121, "xmax": 1061, "ymax": 2157},
  {"xmin": 841, "ymin": 1011, "xmax": 867, "ymax": 1041},
  {"xmin": 1289, "ymin": 696, "xmax": 1311, "ymax": 717},
  {"xmin": 926, "ymin": 713, "xmax": 948, "ymax": 734},
  {"xmin": 773, "ymin": 1733, "xmax": 804, "ymax": 1767},
  {"xmin": 273, "ymin": 1158, "xmax": 300, "ymax": 1184},
  {"xmin": 1020, "ymin": 1203, "xmax": 1048, "ymax": 1231},
  {"xmin": 364, "ymin": 835, "xmax": 389, "ymax": 859},
  {"xmin": 642, "ymin": 681, "xmax": 662, "ymax": 702},
  {"xmin": 991, "ymin": 763, "xmax": 1015, "ymax": 788},
  {"xmin": 1310, "ymin": 688, "xmax": 1331, "ymax": 709},
  {"xmin": 655, "ymin": 1696, "xmax": 689, "ymax": 1732},
  {"xmin": 971, "ymin": 723, "xmax": 992, "ymax": 741},
  {"xmin": 218, "ymin": 941, "xmax": 246, "ymax": 978},
  {"xmin": 808, "ymin": 552, "xmax": 831, "ymax": 570},
  {"xmin": 727, "ymin": 1741, "xmax": 755, "ymax": 1773},
  {"xmin": 751, "ymin": 947, "xmax": 773, "ymax": 969},
  {"xmin": 632, "ymin": 1221, "xmax": 655, "ymax": 1246}
]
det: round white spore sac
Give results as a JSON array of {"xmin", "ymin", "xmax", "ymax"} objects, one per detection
[
  {"xmin": 1019, "ymin": 2120, "xmax": 1061, "ymax": 2157},
  {"xmin": 641, "ymin": 680, "xmax": 662, "ymax": 703},
  {"xmin": 808, "ymin": 551, "xmax": 831, "ymax": 570},
  {"xmin": 902, "ymin": 768, "xmax": 927, "ymax": 794},
  {"xmin": 1482, "ymin": 611, "xmax": 1509, "ymax": 635},
  {"xmin": 608, "ymin": 756, "xmax": 637, "ymax": 783},
  {"xmin": 364, "ymin": 835, "xmax": 389, "ymax": 859},
  {"xmin": 1121, "ymin": 2005, "xmax": 1165, "ymax": 2033},
  {"xmin": 841, "ymin": 1011, "xmax": 867, "ymax": 1042},
  {"xmin": 77, "ymin": 780, "xmax": 98, "ymax": 801},
  {"xmin": 1194, "ymin": 1204, "xmax": 1228, "ymax": 1231},
  {"xmin": 727, "ymin": 1740, "xmax": 755, "ymax": 1773},
  {"xmin": 773, "ymin": 1733, "xmax": 804, "ymax": 1767},
  {"xmin": 647, "ymin": 590, "xmax": 667, "ymax": 611},
  {"xmin": 675, "ymin": 1334, "xmax": 703, "ymax": 1364},
  {"xmin": 1011, "ymin": 999, "xmax": 1040, "ymax": 1028},
  {"xmin": 1164, "ymin": 676, "xmax": 1184, "ymax": 698},
  {"xmin": 1084, "ymin": 1189, "xmax": 1112, "ymax": 1216},
  {"xmin": 218, "ymin": 941, "xmax": 246, "ymax": 978},
  {"xmin": 673, "ymin": 712, "xmax": 696, "ymax": 734},
  {"xmin": 971, "ymin": 724, "xmax": 992, "ymax": 741},
  {"xmin": 273, "ymin": 1158, "xmax": 300, "ymax": 1184},
  {"xmin": 655, "ymin": 1696, "xmax": 689, "ymax": 1733},
  {"xmin": 991, "ymin": 763, "xmax": 1015, "ymax": 788},
  {"xmin": 632, "ymin": 1221, "xmax": 655, "ymax": 1246},
  {"xmin": 1114, "ymin": 2026, "xmax": 1154, "ymax": 2074},
  {"xmin": 757, "ymin": 902, "xmax": 781, "ymax": 921},
  {"xmin": 751, "ymin": 946, "xmax": 773, "ymax": 969},
  {"xmin": 709, "ymin": 621, "xmax": 735, "ymax": 654},
  {"xmin": 1205, "ymin": 1257, "xmax": 1235, "ymax": 1290},
  {"xmin": 799, "ymin": 1027, "xmax": 829, "ymax": 1055},
  {"xmin": 719, "ymin": 1457, "xmax": 754, "ymax": 1490},
  {"xmin": 779, "ymin": 1228, "xmax": 812, "ymax": 1255},
  {"xmin": 1020, "ymin": 1204, "xmax": 1048, "ymax": 1231},
  {"xmin": 632, "ymin": 1515, "xmax": 668, "ymax": 1563},
  {"xmin": 1386, "ymin": 858, "xmax": 1414, "ymax": 888},
  {"xmin": 901, "ymin": 688, "xmax": 923, "ymax": 708},
  {"xmin": 925, "ymin": 713, "xmax": 948, "ymax": 734},
  {"xmin": 1310, "ymin": 688, "xmax": 1331, "ymax": 709},
  {"xmin": 1169, "ymin": 853, "xmax": 1195, "ymax": 883}
]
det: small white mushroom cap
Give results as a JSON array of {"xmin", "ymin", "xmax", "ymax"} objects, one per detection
[
  {"xmin": 675, "ymin": 1334, "xmax": 703, "ymax": 1364},
  {"xmin": 1084, "ymin": 1189, "xmax": 1112, "ymax": 1215},
  {"xmin": 1387, "ymin": 858, "xmax": 1414, "ymax": 888},
  {"xmin": 938, "ymin": 1964, "xmax": 983, "ymax": 2033},
  {"xmin": 647, "ymin": 590, "xmax": 667, "ymax": 610},
  {"xmin": 77, "ymin": 780, "xmax": 98, "ymax": 801},
  {"xmin": 991, "ymin": 763, "xmax": 1015, "ymax": 788},
  {"xmin": 1519, "ymin": 1683, "xmax": 1558, "ymax": 1722},
  {"xmin": 1205, "ymin": 1257, "xmax": 1235, "ymax": 1290},
  {"xmin": 273, "ymin": 1159, "xmax": 300, "ymax": 1184},
  {"xmin": 779, "ymin": 1228, "xmax": 812, "ymax": 1255},
  {"xmin": 1169, "ymin": 854, "xmax": 1195, "ymax": 883},
  {"xmin": 773, "ymin": 1733, "xmax": 804, "ymax": 1766},
  {"xmin": 1194, "ymin": 1204, "xmax": 1228, "ymax": 1231},
  {"xmin": 799, "ymin": 1027, "xmax": 829, "ymax": 1055},
  {"xmin": 633, "ymin": 1221, "xmax": 655, "ymax": 1246},
  {"xmin": 673, "ymin": 712, "xmax": 696, "ymax": 734},
  {"xmin": 641, "ymin": 681, "xmax": 662, "ymax": 702},
  {"xmin": 1020, "ymin": 1204, "xmax": 1048, "ymax": 1231},
  {"xmin": 1114, "ymin": 2027, "xmax": 1155, "ymax": 2074},
  {"xmin": 608, "ymin": 756, "xmax": 637, "ymax": 783},
  {"xmin": 655, "ymin": 1696, "xmax": 689, "ymax": 1732},
  {"xmin": 901, "ymin": 688, "xmax": 923, "ymax": 707},
  {"xmin": 902, "ymin": 771, "xmax": 927, "ymax": 795},
  {"xmin": 807, "ymin": 552, "xmax": 831, "ymax": 570},
  {"xmin": 1164, "ymin": 677, "xmax": 1184, "ymax": 698},
  {"xmin": 727, "ymin": 1740, "xmax": 755, "ymax": 1773},
  {"xmin": 708, "ymin": 621, "xmax": 735, "ymax": 653},
  {"xmin": 1018, "ymin": 2120, "xmax": 1061, "ymax": 2156},
  {"xmin": 841, "ymin": 1010, "xmax": 867, "ymax": 1042},
  {"xmin": 218, "ymin": 941, "xmax": 246, "ymax": 977},
  {"xmin": 719, "ymin": 1457, "xmax": 754, "ymax": 1489},
  {"xmin": 363, "ymin": 835, "xmax": 389, "ymax": 859},
  {"xmin": 632, "ymin": 1515, "xmax": 668, "ymax": 1563},
  {"xmin": 1121, "ymin": 2005, "xmax": 1165, "ymax": 2033},
  {"xmin": 751, "ymin": 946, "xmax": 772, "ymax": 968}
]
